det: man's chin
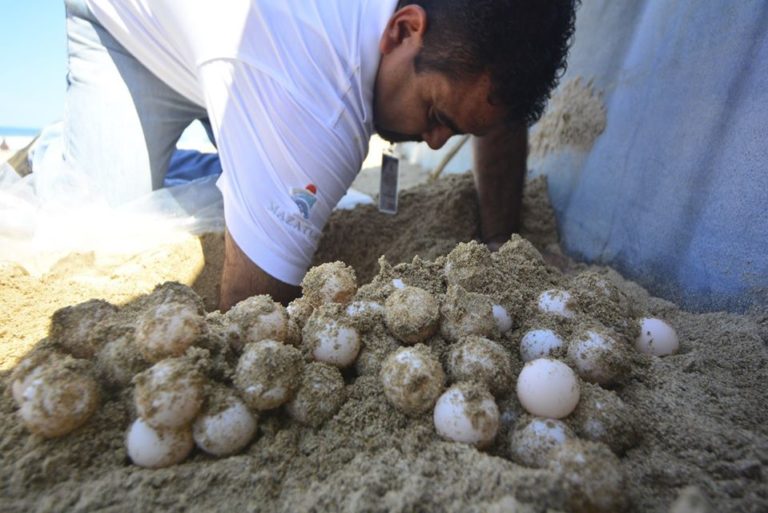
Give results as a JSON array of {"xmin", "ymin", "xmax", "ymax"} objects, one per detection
[{"xmin": 374, "ymin": 126, "xmax": 421, "ymax": 144}]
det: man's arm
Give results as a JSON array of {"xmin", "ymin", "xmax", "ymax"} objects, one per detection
[
  {"xmin": 472, "ymin": 123, "xmax": 528, "ymax": 250},
  {"xmin": 219, "ymin": 229, "xmax": 301, "ymax": 311}
]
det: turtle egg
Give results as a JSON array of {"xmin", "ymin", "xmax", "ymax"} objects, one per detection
[
  {"xmin": 509, "ymin": 416, "xmax": 575, "ymax": 468},
  {"xmin": 516, "ymin": 358, "xmax": 580, "ymax": 419},
  {"xmin": 380, "ymin": 345, "xmax": 445, "ymax": 415},
  {"xmin": 433, "ymin": 382, "xmax": 500, "ymax": 448},
  {"xmin": 537, "ymin": 289, "xmax": 575, "ymax": 318},
  {"xmin": 635, "ymin": 318, "xmax": 679, "ymax": 356},
  {"xmin": 492, "ymin": 304, "xmax": 513, "ymax": 333},
  {"xmin": 549, "ymin": 439, "xmax": 627, "ymax": 513},
  {"xmin": 49, "ymin": 299, "xmax": 117, "ymax": 359},
  {"xmin": 391, "ymin": 278, "xmax": 406, "ymax": 289},
  {"xmin": 224, "ymin": 295, "xmax": 290, "ymax": 351},
  {"xmin": 234, "ymin": 340, "xmax": 303, "ymax": 410},
  {"xmin": 18, "ymin": 360, "xmax": 100, "ymax": 438},
  {"xmin": 134, "ymin": 358, "xmax": 205, "ymax": 429},
  {"xmin": 567, "ymin": 330, "xmax": 629, "ymax": 385},
  {"xmin": 384, "ymin": 286, "xmax": 440, "ymax": 344},
  {"xmin": 303, "ymin": 307, "xmax": 361, "ymax": 367},
  {"xmin": 126, "ymin": 418, "xmax": 194, "ymax": 468},
  {"xmin": 10, "ymin": 350, "xmax": 56, "ymax": 405},
  {"xmin": 447, "ymin": 336, "xmax": 513, "ymax": 397},
  {"xmin": 193, "ymin": 387, "xmax": 258, "ymax": 457},
  {"xmin": 135, "ymin": 301, "xmax": 206, "ymax": 362},
  {"xmin": 440, "ymin": 285, "xmax": 496, "ymax": 342},
  {"xmin": 301, "ymin": 261, "xmax": 357, "ymax": 307},
  {"xmin": 286, "ymin": 362, "xmax": 346, "ymax": 427},
  {"xmin": 520, "ymin": 329, "xmax": 566, "ymax": 362}
]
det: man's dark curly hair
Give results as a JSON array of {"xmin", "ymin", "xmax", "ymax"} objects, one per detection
[{"xmin": 397, "ymin": 0, "xmax": 579, "ymax": 127}]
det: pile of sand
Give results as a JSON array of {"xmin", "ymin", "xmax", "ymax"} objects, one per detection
[{"xmin": 1, "ymin": 174, "xmax": 766, "ymax": 512}]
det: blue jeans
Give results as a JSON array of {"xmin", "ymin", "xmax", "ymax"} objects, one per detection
[{"xmin": 63, "ymin": 0, "xmax": 221, "ymax": 206}]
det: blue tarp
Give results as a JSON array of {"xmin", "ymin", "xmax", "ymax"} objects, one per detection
[{"xmin": 530, "ymin": 0, "xmax": 768, "ymax": 312}]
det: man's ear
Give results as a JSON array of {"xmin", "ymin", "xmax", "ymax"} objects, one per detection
[{"xmin": 379, "ymin": 5, "xmax": 427, "ymax": 55}]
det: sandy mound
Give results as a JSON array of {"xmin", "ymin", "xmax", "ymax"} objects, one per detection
[{"xmin": 1, "ymin": 174, "xmax": 766, "ymax": 513}]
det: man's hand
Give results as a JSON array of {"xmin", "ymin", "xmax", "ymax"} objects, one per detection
[
  {"xmin": 472, "ymin": 123, "xmax": 528, "ymax": 250},
  {"xmin": 220, "ymin": 229, "xmax": 300, "ymax": 311}
]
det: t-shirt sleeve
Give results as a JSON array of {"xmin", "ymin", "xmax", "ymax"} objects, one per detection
[{"xmin": 198, "ymin": 60, "xmax": 366, "ymax": 286}]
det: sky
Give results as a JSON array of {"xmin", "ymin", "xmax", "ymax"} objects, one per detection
[{"xmin": 0, "ymin": 1, "xmax": 67, "ymax": 130}]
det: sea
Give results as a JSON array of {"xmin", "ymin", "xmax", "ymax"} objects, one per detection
[{"xmin": 0, "ymin": 126, "xmax": 39, "ymax": 151}]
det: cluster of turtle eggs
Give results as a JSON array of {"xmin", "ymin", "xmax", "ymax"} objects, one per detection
[{"xmin": 8, "ymin": 239, "xmax": 679, "ymax": 510}]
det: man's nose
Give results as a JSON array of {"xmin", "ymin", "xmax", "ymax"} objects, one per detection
[{"xmin": 422, "ymin": 126, "xmax": 452, "ymax": 150}]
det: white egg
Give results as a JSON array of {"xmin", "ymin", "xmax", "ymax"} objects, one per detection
[
  {"xmin": 567, "ymin": 330, "xmax": 628, "ymax": 385},
  {"xmin": 224, "ymin": 295, "xmax": 290, "ymax": 351},
  {"xmin": 304, "ymin": 318, "xmax": 361, "ymax": 368},
  {"xmin": 635, "ymin": 318, "xmax": 679, "ymax": 356},
  {"xmin": 193, "ymin": 390, "xmax": 258, "ymax": 457},
  {"xmin": 516, "ymin": 358, "xmax": 580, "ymax": 419},
  {"xmin": 391, "ymin": 278, "xmax": 406, "ymax": 289},
  {"xmin": 380, "ymin": 345, "xmax": 445, "ymax": 415},
  {"xmin": 537, "ymin": 289, "xmax": 575, "ymax": 318},
  {"xmin": 446, "ymin": 336, "xmax": 513, "ymax": 397},
  {"xmin": 492, "ymin": 304, "xmax": 513, "ymax": 333},
  {"xmin": 18, "ymin": 361, "xmax": 100, "ymax": 438},
  {"xmin": 520, "ymin": 329, "xmax": 566, "ymax": 362},
  {"xmin": 433, "ymin": 382, "xmax": 500, "ymax": 448},
  {"xmin": 126, "ymin": 418, "xmax": 194, "ymax": 468},
  {"xmin": 134, "ymin": 358, "xmax": 206, "ymax": 429},
  {"xmin": 509, "ymin": 417, "xmax": 575, "ymax": 468},
  {"xmin": 234, "ymin": 340, "xmax": 303, "ymax": 411}
]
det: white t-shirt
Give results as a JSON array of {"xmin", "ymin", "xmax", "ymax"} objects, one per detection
[{"xmin": 85, "ymin": 0, "xmax": 397, "ymax": 285}]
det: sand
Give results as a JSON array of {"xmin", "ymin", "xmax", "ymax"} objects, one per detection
[{"xmin": 1, "ymin": 173, "xmax": 767, "ymax": 513}]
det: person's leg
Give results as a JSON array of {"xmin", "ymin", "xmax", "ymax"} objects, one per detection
[{"xmin": 63, "ymin": 0, "xmax": 208, "ymax": 205}]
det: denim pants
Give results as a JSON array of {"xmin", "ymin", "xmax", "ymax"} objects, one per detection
[{"xmin": 63, "ymin": 0, "xmax": 221, "ymax": 206}]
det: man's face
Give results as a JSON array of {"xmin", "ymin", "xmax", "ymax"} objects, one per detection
[
  {"xmin": 374, "ymin": 69, "xmax": 504, "ymax": 149},
  {"xmin": 373, "ymin": 6, "xmax": 505, "ymax": 150}
]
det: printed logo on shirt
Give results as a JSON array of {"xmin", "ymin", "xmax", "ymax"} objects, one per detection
[{"xmin": 291, "ymin": 184, "xmax": 318, "ymax": 219}]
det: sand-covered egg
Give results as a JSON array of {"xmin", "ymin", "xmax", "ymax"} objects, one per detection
[
  {"xmin": 95, "ymin": 328, "xmax": 148, "ymax": 388},
  {"xmin": 135, "ymin": 300, "xmax": 206, "ymax": 363},
  {"xmin": 235, "ymin": 339, "xmax": 303, "ymax": 410},
  {"xmin": 134, "ymin": 358, "xmax": 205, "ymax": 429},
  {"xmin": 520, "ymin": 328, "xmax": 566, "ymax": 362},
  {"xmin": 440, "ymin": 285, "xmax": 496, "ymax": 342},
  {"xmin": 193, "ymin": 386, "xmax": 258, "ymax": 457},
  {"xmin": 126, "ymin": 418, "xmax": 194, "ymax": 468},
  {"xmin": 570, "ymin": 270, "xmax": 634, "ymax": 334},
  {"xmin": 380, "ymin": 344, "xmax": 445, "ymax": 416},
  {"xmin": 433, "ymin": 382, "xmax": 500, "ymax": 448},
  {"xmin": 10, "ymin": 350, "xmax": 57, "ymax": 405},
  {"xmin": 549, "ymin": 439, "xmax": 627, "ymax": 513},
  {"xmin": 567, "ymin": 329, "xmax": 630, "ymax": 385},
  {"xmin": 49, "ymin": 299, "xmax": 118, "ymax": 359},
  {"xmin": 517, "ymin": 358, "xmax": 580, "ymax": 419},
  {"xmin": 636, "ymin": 318, "xmax": 679, "ymax": 356},
  {"xmin": 224, "ymin": 295, "xmax": 290, "ymax": 351},
  {"xmin": 570, "ymin": 383, "xmax": 637, "ymax": 454},
  {"xmin": 301, "ymin": 261, "xmax": 357, "ymax": 307},
  {"xmin": 444, "ymin": 241, "xmax": 493, "ymax": 290},
  {"xmin": 447, "ymin": 336, "xmax": 513, "ymax": 397},
  {"xmin": 286, "ymin": 362, "xmax": 346, "ymax": 427},
  {"xmin": 537, "ymin": 289, "xmax": 575, "ymax": 318},
  {"xmin": 509, "ymin": 416, "xmax": 575, "ymax": 468},
  {"xmin": 384, "ymin": 286, "xmax": 440, "ymax": 344},
  {"xmin": 303, "ymin": 305, "xmax": 361, "ymax": 368},
  {"xmin": 17, "ymin": 358, "xmax": 100, "ymax": 438}
]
